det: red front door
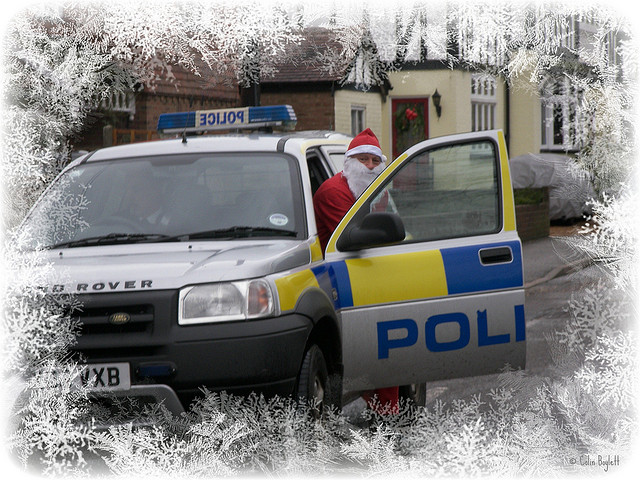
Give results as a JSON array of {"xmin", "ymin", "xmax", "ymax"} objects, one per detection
[{"xmin": 391, "ymin": 98, "xmax": 429, "ymax": 159}]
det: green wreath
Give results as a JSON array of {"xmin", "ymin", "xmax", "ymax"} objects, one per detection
[{"xmin": 395, "ymin": 106, "xmax": 423, "ymax": 135}]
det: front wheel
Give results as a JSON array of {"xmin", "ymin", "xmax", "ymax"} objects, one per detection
[{"xmin": 295, "ymin": 344, "xmax": 330, "ymax": 418}]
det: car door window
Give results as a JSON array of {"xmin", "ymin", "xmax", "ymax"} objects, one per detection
[
  {"xmin": 368, "ymin": 140, "xmax": 500, "ymax": 243},
  {"xmin": 306, "ymin": 150, "xmax": 331, "ymax": 195},
  {"xmin": 318, "ymin": 146, "xmax": 347, "ymax": 172}
]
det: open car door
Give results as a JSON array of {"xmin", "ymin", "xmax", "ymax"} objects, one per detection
[{"xmin": 322, "ymin": 130, "xmax": 525, "ymax": 392}]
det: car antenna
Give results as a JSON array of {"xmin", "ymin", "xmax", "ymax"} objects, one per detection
[
  {"xmin": 181, "ymin": 115, "xmax": 189, "ymax": 143},
  {"xmin": 182, "ymin": 99, "xmax": 193, "ymax": 143}
]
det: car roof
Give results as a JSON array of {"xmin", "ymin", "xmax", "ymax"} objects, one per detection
[{"xmin": 82, "ymin": 131, "xmax": 351, "ymax": 163}]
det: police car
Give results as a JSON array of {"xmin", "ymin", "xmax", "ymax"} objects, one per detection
[{"xmin": 22, "ymin": 105, "xmax": 525, "ymax": 415}]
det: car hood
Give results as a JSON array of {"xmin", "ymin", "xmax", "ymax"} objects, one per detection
[{"xmin": 38, "ymin": 240, "xmax": 311, "ymax": 294}]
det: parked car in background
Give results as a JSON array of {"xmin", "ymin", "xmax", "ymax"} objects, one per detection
[{"xmin": 509, "ymin": 153, "xmax": 595, "ymax": 222}]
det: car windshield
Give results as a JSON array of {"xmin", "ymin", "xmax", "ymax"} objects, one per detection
[{"xmin": 22, "ymin": 152, "xmax": 305, "ymax": 249}]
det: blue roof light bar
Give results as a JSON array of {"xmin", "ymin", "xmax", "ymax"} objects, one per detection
[{"xmin": 157, "ymin": 105, "xmax": 297, "ymax": 134}]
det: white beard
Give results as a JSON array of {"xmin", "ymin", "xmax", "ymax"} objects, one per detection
[{"xmin": 342, "ymin": 157, "xmax": 386, "ymax": 198}]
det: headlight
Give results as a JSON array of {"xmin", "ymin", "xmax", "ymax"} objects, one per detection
[{"xmin": 178, "ymin": 279, "xmax": 274, "ymax": 325}]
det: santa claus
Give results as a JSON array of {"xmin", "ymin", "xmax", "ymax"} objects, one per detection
[
  {"xmin": 312, "ymin": 128, "xmax": 399, "ymax": 416},
  {"xmin": 313, "ymin": 128, "xmax": 387, "ymax": 250}
]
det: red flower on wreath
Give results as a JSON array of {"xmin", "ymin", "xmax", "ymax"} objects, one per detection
[
  {"xmin": 405, "ymin": 108, "xmax": 418, "ymax": 121},
  {"xmin": 395, "ymin": 105, "xmax": 424, "ymax": 135}
]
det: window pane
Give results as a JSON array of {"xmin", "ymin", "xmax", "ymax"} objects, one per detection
[
  {"xmin": 553, "ymin": 104, "xmax": 563, "ymax": 145},
  {"xmin": 350, "ymin": 110, "xmax": 357, "ymax": 135},
  {"xmin": 371, "ymin": 141, "xmax": 500, "ymax": 241},
  {"xmin": 471, "ymin": 104, "xmax": 477, "ymax": 131},
  {"xmin": 351, "ymin": 107, "xmax": 365, "ymax": 136},
  {"xmin": 541, "ymin": 104, "xmax": 547, "ymax": 145}
]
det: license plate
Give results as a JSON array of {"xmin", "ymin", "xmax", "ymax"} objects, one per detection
[{"xmin": 79, "ymin": 363, "xmax": 131, "ymax": 391}]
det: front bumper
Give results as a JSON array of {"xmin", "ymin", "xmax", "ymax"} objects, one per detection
[{"xmin": 71, "ymin": 290, "xmax": 313, "ymax": 408}]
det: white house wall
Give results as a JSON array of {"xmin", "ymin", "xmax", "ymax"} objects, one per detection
[
  {"xmin": 333, "ymin": 68, "xmax": 544, "ymax": 161},
  {"xmin": 384, "ymin": 69, "xmax": 507, "ymax": 159},
  {"xmin": 334, "ymin": 89, "xmax": 384, "ymax": 140},
  {"xmin": 508, "ymin": 75, "xmax": 542, "ymax": 158}
]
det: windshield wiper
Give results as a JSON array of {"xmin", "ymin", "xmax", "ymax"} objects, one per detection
[
  {"xmin": 163, "ymin": 226, "xmax": 298, "ymax": 241},
  {"xmin": 48, "ymin": 226, "xmax": 298, "ymax": 249},
  {"xmin": 48, "ymin": 233, "xmax": 171, "ymax": 249}
]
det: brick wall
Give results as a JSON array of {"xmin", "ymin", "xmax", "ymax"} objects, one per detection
[
  {"xmin": 74, "ymin": 63, "xmax": 240, "ymax": 150},
  {"xmin": 134, "ymin": 91, "xmax": 238, "ymax": 132},
  {"xmin": 134, "ymin": 63, "xmax": 240, "ymax": 131},
  {"xmin": 261, "ymin": 85, "xmax": 335, "ymax": 131}
]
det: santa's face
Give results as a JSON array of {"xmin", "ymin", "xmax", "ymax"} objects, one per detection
[{"xmin": 342, "ymin": 153, "xmax": 386, "ymax": 198}]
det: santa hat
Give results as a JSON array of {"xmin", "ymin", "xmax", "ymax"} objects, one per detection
[{"xmin": 346, "ymin": 128, "xmax": 387, "ymax": 163}]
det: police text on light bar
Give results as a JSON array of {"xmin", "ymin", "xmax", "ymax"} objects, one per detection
[{"xmin": 157, "ymin": 105, "xmax": 297, "ymax": 134}]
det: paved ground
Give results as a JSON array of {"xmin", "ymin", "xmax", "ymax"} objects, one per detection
[{"xmin": 523, "ymin": 228, "xmax": 592, "ymax": 287}]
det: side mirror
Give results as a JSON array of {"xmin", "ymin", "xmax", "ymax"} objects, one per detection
[{"xmin": 336, "ymin": 212, "xmax": 405, "ymax": 251}]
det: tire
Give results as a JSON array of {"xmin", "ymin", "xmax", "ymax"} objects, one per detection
[
  {"xmin": 295, "ymin": 344, "xmax": 331, "ymax": 418},
  {"xmin": 399, "ymin": 383, "xmax": 427, "ymax": 407}
]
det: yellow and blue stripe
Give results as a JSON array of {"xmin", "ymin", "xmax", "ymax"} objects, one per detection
[{"xmin": 277, "ymin": 240, "xmax": 523, "ymax": 312}]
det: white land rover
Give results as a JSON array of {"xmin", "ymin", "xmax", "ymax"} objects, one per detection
[{"xmin": 21, "ymin": 105, "xmax": 526, "ymax": 415}]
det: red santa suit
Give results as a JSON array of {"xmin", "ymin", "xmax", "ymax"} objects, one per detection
[{"xmin": 313, "ymin": 172, "xmax": 355, "ymax": 251}]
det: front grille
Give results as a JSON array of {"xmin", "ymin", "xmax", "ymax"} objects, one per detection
[
  {"xmin": 73, "ymin": 304, "xmax": 154, "ymax": 336},
  {"xmin": 69, "ymin": 290, "xmax": 178, "ymax": 355}
]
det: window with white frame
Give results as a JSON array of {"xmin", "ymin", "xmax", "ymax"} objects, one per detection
[
  {"xmin": 540, "ymin": 77, "xmax": 581, "ymax": 151},
  {"xmin": 555, "ymin": 15, "xmax": 576, "ymax": 50},
  {"xmin": 471, "ymin": 74, "xmax": 496, "ymax": 132},
  {"xmin": 351, "ymin": 106, "xmax": 366, "ymax": 136},
  {"xmin": 605, "ymin": 30, "xmax": 621, "ymax": 67},
  {"xmin": 101, "ymin": 91, "xmax": 136, "ymax": 121}
]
